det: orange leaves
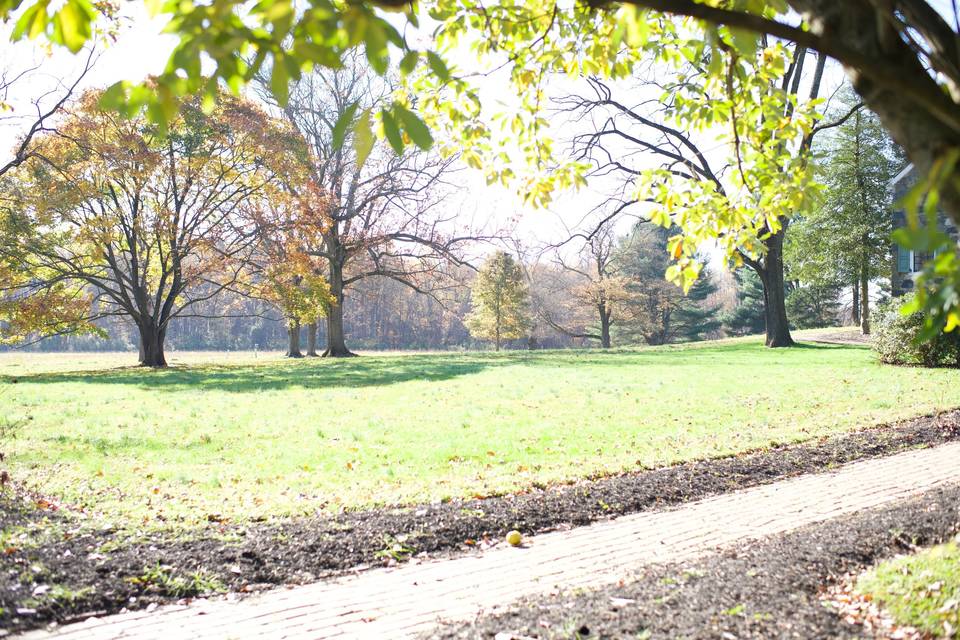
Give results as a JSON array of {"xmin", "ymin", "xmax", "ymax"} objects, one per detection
[
  {"xmin": 2, "ymin": 85, "xmax": 307, "ymax": 346},
  {"xmin": 251, "ymin": 178, "xmax": 336, "ymax": 324}
]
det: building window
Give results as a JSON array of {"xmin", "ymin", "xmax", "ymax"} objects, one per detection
[
  {"xmin": 914, "ymin": 251, "xmax": 934, "ymax": 272},
  {"xmin": 897, "ymin": 245, "xmax": 912, "ymax": 273}
]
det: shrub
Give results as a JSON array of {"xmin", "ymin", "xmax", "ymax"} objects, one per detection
[{"xmin": 873, "ymin": 294, "xmax": 960, "ymax": 367}]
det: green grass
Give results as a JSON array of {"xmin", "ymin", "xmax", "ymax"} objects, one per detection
[
  {"xmin": 857, "ymin": 541, "xmax": 960, "ymax": 636},
  {"xmin": 1, "ymin": 337, "xmax": 958, "ymax": 530}
]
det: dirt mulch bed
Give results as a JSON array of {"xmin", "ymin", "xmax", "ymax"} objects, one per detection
[
  {"xmin": 805, "ymin": 330, "xmax": 872, "ymax": 346},
  {"xmin": 426, "ymin": 484, "xmax": 960, "ymax": 640},
  {"xmin": 2, "ymin": 410, "xmax": 959, "ymax": 635}
]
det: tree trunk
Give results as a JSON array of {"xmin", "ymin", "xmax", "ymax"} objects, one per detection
[
  {"xmin": 495, "ymin": 326, "xmax": 501, "ymax": 351},
  {"xmin": 851, "ymin": 281, "xmax": 861, "ymax": 326},
  {"xmin": 286, "ymin": 320, "xmax": 303, "ymax": 358},
  {"xmin": 752, "ymin": 228, "xmax": 795, "ymax": 348},
  {"xmin": 599, "ymin": 305, "xmax": 612, "ymax": 349},
  {"xmin": 138, "ymin": 323, "xmax": 168, "ymax": 368},
  {"xmin": 860, "ymin": 263, "xmax": 871, "ymax": 335},
  {"xmin": 324, "ymin": 258, "xmax": 355, "ymax": 357},
  {"xmin": 306, "ymin": 321, "xmax": 318, "ymax": 356}
]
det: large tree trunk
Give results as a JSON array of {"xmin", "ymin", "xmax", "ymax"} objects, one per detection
[
  {"xmin": 286, "ymin": 320, "xmax": 303, "ymax": 358},
  {"xmin": 306, "ymin": 321, "xmax": 318, "ymax": 356},
  {"xmin": 324, "ymin": 258, "xmax": 355, "ymax": 357},
  {"xmin": 599, "ymin": 305, "xmax": 612, "ymax": 348},
  {"xmin": 138, "ymin": 322, "xmax": 168, "ymax": 368},
  {"xmin": 750, "ymin": 228, "xmax": 795, "ymax": 348},
  {"xmin": 860, "ymin": 262, "xmax": 871, "ymax": 335}
]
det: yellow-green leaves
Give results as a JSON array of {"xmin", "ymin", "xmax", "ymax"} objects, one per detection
[
  {"xmin": 11, "ymin": 1, "xmax": 51, "ymax": 41},
  {"xmin": 394, "ymin": 104, "xmax": 433, "ymax": 150},
  {"xmin": 332, "ymin": 103, "xmax": 359, "ymax": 151},
  {"xmin": 332, "ymin": 102, "xmax": 434, "ymax": 166},
  {"xmin": 10, "ymin": 0, "xmax": 97, "ymax": 52},
  {"xmin": 426, "ymin": 51, "xmax": 451, "ymax": 82},
  {"xmin": 353, "ymin": 108, "xmax": 374, "ymax": 167},
  {"xmin": 381, "ymin": 108, "xmax": 404, "ymax": 154},
  {"xmin": 53, "ymin": 0, "xmax": 95, "ymax": 52}
]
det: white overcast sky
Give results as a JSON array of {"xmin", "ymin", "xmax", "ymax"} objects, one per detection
[{"xmin": 0, "ymin": 4, "xmax": 850, "ymax": 262}]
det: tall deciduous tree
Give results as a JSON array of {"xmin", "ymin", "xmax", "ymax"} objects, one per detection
[
  {"xmin": 535, "ymin": 224, "xmax": 630, "ymax": 349},
  {"xmin": 250, "ymin": 188, "xmax": 335, "ymax": 357},
  {"xmin": 465, "ymin": 251, "xmax": 530, "ymax": 350},
  {"xmin": 0, "ymin": 89, "xmax": 300, "ymax": 366},
  {"xmin": 256, "ymin": 58, "xmax": 476, "ymax": 357},
  {"xmin": 561, "ymin": 46, "xmax": 827, "ymax": 348}
]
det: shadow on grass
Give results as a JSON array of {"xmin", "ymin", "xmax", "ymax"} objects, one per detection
[
  {"xmin": 1, "ymin": 340, "xmax": 864, "ymax": 393},
  {"xmin": 5, "ymin": 354, "xmax": 509, "ymax": 392}
]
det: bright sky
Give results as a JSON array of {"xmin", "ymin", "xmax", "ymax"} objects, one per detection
[{"xmin": 0, "ymin": 4, "xmax": 848, "ymax": 263}]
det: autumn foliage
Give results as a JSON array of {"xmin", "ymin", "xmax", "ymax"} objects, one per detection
[{"xmin": 0, "ymin": 88, "xmax": 319, "ymax": 366}]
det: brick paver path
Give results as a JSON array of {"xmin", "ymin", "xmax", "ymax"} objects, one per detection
[{"xmin": 19, "ymin": 442, "xmax": 960, "ymax": 640}]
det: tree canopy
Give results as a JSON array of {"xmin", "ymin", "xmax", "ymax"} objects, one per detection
[
  {"xmin": 5, "ymin": 0, "xmax": 960, "ymax": 333},
  {"xmin": 0, "ymin": 89, "xmax": 304, "ymax": 366},
  {"xmin": 466, "ymin": 251, "xmax": 530, "ymax": 350}
]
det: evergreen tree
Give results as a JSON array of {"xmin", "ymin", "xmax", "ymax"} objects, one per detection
[
  {"xmin": 786, "ymin": 282, "xmax": 843, "ymax": 329},
  {"xmin": 613, "ymin": 224, "xmax": 722, "ymax": 344},
  {"xmin": 723, "ymin": 270, "xmax": 766, "ymax": 336},
  {"xmin": 787, "ymin": 86, "xmax": 901, "ymax": 334},
  {"xmin": 465, "ymin": 251, "xmax": 531, "ymax": 350},
  {"xmin": 614, "ymin": 224, "xmax": 678, "ymax": 345},
  {"xmin": 671, "ymin": 269, "xmax": 722, "ymax": 342}
]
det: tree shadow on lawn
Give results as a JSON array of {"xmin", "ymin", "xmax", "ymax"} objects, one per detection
[
  {"xmin": 2, "ymin": 354, "xmax": 512, "ymax": 392},
  {"xmin": 0, "ymin": 341, "xmax": 862, "ymax": 393}
]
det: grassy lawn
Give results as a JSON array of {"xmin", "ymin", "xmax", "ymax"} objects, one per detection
[
  {"xmin": 857, "ymin": 541, "xmax": 960, "ymax": 637},
  {"xmin": 1, "ymin": 337, "xmax": 958, "ymax": 530}
]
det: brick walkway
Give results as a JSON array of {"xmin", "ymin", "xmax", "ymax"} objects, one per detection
[{"xmin": 19, "ymin": 442, "xmax": 960, "ymax": 640}]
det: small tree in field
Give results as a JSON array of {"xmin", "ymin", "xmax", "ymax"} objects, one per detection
[{"xmin": 466, "ymin": 251, "xmax": 530, "ymax": 351}]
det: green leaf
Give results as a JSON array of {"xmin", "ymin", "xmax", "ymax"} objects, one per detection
[
  {"xmin": 364, "ymin": 23, "xmax": 389, "ymax": 75},
  {"xmin": 55, "ymin": 0, "xmax": 93, "ymax": 52},
  {"xmin": 394, "ymin": 104, "xmax": 433, "ymax": 150},
  {"xmin": 332, "ymin": 103, "xmax": 358, "ymax": 151},
  {"xmin": 426, "ymin": 51, "xmax": 450, "ymax": 82},
  {"xmin": 399, "ymin": 50, "xmax": 419, "ymax": 75},
  {"xmin": 270, "ymin": 58, "xmax": 290, "ymax": 105},
  {"xmin": 381, "ymin": 109, "xmax": 404, "ymax": 155},
  {"xmin": 12, "ymin": 2, "xmax": 48, "ymax": 41},
  {"xmin": 728, "ymin": 27, "xmax": 758, "ymax": 57},
  {"xmin": 353, "ymin": 107, "xmax": 374, "ymax": 167}
]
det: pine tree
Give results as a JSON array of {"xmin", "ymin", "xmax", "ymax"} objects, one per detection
[
  {"xmin": 723, "ymin": 269, "xmax": 766, "ymax": 336},
  {"xmin": 465, "ymin": 251, "xmax": 531, "ymax": 351},
  {"xmin": 786, "ymin": 282, "xmax": 843, "ymax": 328},
  {"xmin": 672, "ymin": 269, "xmax": 722, "ymax": 342},
  {"xmin": 787, "ymin": 87, "xmax": 901, "ymax": 334}
]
